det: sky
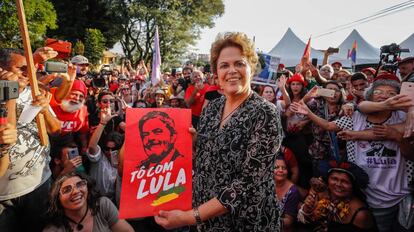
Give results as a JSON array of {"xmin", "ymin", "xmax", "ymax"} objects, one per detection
[{"xmin": 191, "ymin": 0, "xmax": 414, "ymax": 54}]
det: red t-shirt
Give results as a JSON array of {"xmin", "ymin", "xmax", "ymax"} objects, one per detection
[
  {"xmin": 184, "ymin": 84, "xmax": 210, "ymax": 117},
  {"xmin": 109, "ymin": 82, "xmax": 119, "ymax": 93},
  {"xmin": 282, "ymin": 146, "xmax": 298, "ymax": 170},
  {"xmin": 50, "ymin": 89, "xmax": 89, "ymax": 134}
]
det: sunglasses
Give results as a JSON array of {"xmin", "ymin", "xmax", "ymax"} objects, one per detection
[
  {"xmin": 101, "ymin": 99, "xmax": 115, "ymax": 104},
  {"xmin": 102, "ymin": 146, "xmax": 117, "ymax": 152},
  {"xmin": 60, "ymin": 180, "xmax": 87, "ymax": 195}
]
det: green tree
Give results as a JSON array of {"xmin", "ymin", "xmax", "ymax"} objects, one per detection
[
  {"xmin": 84, "ymin": 28, "xmax": 106, "ymax": 66},
  {"xmin": 119, "ymin": 0, "xmax": 224, "ymax": 66},
  {"xmin": 73, "ymin": 40, "xmax": 85, "ymax": 56},
  {"xmin": 48, "ymin": 0, "xmax": 124, "ymax": 48},
  {"xmin": 0, "ymin": 0, "xmax": 57, "ymax": 48}
]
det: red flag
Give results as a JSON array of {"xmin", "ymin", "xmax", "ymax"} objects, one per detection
[{"xmin": 301, "ymin": 37, "xmax": 311, "ymax": 65}]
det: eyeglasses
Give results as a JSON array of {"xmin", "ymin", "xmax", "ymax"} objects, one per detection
[
  {"xmin": 102, "ymin": 146, "xmax": 116, "ymax": 152},
  {"xmin": 60, "ymin": 180, "xmax": 87, "ymax": 195},
  {"xmin": 101, "ymin": 99, "xmax": 115, "ymax": 104},
  {"xmin": 373, "ymin": 89, "xmax": 397, "ymax": 97}
]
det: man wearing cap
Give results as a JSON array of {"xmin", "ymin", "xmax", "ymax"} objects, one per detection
[
  {"xmin": 398, "ymin": 56, "xmax": 414, "ymax": 82},
  {"xmin": 50, "ymin": 80, "xmax": 89, "ymax": 154},
  {"xmin": 361, "ymin": 67, "xmax": 376, "ymax": 83},
  {"xmin": 154, "ymin": 89, "xmax": 168, "ymax": 108},
  {"xmin": 331, "ymin": 61, "xmax": 343, "ymax": 73},
  {"xmin": 71, "ymin": 55, "xmax": 90, "ymax": 80}
]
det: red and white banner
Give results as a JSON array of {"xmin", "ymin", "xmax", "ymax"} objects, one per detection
[{"xmin": 119, "ymin": 108, "xmax": 192, "ymax": 218}]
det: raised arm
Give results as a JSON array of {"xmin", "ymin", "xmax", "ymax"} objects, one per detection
[
  {"xmin": 357, "ymin": 94, "xmax": 413, "ymax": 114},
  {"xmin": 290, "ymin": 101, "xmax": 340, "ymax": 131},
  {"xmin": 88, "ymin": 107, "xmax": 115, "ymax": 155}
]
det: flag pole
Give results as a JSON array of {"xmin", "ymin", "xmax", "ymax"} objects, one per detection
[{"xmin": 15, "ymin": 0, "xmax": 49, "ymax": 146}]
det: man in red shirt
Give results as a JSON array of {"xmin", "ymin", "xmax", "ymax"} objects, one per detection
[
  {"xmin": 184, "ymin": 70, "xmax": 209, "ymax": 128},
  {"xmin": 50, "ymin": 80, "xmax": 89, "ymax": 152}
]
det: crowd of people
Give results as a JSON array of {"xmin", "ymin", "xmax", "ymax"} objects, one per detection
[{"xmin": 0, "ymin": 30, "xmax": 413, "ymax": 232}]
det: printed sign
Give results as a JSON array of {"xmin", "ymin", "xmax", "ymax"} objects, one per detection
[
  {"xmin": 119, "ymin": 108, "xmax": 193, "ymax": 218},
  {"xmin": 254, "ymin": 53, "xmax": 281, "ymax": 84}
]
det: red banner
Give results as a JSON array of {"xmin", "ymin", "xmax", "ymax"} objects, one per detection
[{"xmin": 119, "ymin": 108, "xmax": 192, "ymax": 218}]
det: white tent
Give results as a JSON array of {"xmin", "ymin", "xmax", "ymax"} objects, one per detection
[
  {"xmin": 326, "ymin": 29, "xmax": 380, "ymax": 67},
  {"xmin": 268, "ymin": 28, "xmax": 325, "ymax": 67},
  {"xmin": 268, "ymin": 28, "xmax": 381, "ymax": 68},
  {"xmin": 400, "ymin": 33, "xmax": 414, "ymax": 58}
]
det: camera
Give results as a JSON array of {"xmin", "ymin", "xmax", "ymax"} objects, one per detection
[
  {"xmin": 90, "ymin": 71, "xmax": 107, "ymax": 88},
  {"xmin": 380, "ymin": 43, "xmax": 409, "ymax": 54},
  {"xmin": 276, "ymin": 70, "xmax": 290, "ymax": 79},
  {"xmin": 379, "ymin": 43, "xmax": 410, "ymax": 74},
  {"xmin": 0, "ymin": 80, "xmax": 19, "ymax": 102},
  {"xmin": 44, "ymin": 61, "xmax": 68, "ymax": 74}
]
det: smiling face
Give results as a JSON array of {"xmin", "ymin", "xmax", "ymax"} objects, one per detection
[
  {"xmin": 372, "ymin": 85, "xmax": 398, "ymax": 102},
  {"xmin": 8, "ymin": 53, "xmax": 28, "ymax": 91},
  {"xmin": 273, "ymin": 159, "xmax": 288, "ymax": 183},
  {"xmin": 155, "ymin": 93, "xmax": 165, "ymax": 107},
  {"xmin": 141, "ymin": 118, "xmax": 175, "ymax": 159},
  {"xmin": 262, "ymin": 86, "xmax": 276, "ymax": 102},
  {"xmin": 217, "ymin": 46, "xmax": 252, "ymax": 97},
  {"xmin": 328, "ymin": 172, "xmax": 353, "ymax": 200},
  {"xmin": 59, "ymin": 176, "xmax": 88, "ymax": 211}
]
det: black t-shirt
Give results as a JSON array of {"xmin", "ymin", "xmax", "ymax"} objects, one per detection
[{"xmin": 205, "ymin": 90, "xmax": 222, "ymax": 101}]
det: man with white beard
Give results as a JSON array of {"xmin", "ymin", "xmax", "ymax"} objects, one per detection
[{"xmin": 50, "ymin": 80, "xmax": 89, "ymax": 153}]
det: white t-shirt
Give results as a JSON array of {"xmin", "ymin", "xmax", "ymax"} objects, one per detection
[
  {"xmin": 0, "ymin": 88, "xmax": 51, "ymax": 200},
  {"xmin": 335, "ymin": 111, "xmax": 412, "ymax": 208},
  {"xmin": 87, "ymin": 145, "xmax": 118, "ymax": 198}
]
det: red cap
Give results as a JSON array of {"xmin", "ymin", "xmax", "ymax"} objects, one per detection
[
  {"xmin": 331, "ymin": 61, "xmax": 342, "ymax": 67},
  {"xmin": 374, "ymin": 73, "xmax": 400, "ymax": 83},
  {"xmin": 287, "ymin": 73, "xmax": 308, "ymax": 87},
  {"xmin": 361, "ymin": 67, "xmax": 376, "ymax": 75},
  {"xmin": 71, "ymin": 80, "xmax": 87, "ymax": 96},
  {"xmin": 135, "ymin": 75, "xmax": 146, "ymax": 81},
  {"xmin": 278, "ymin": 63, "xmax": 285, "ymax": 70}
]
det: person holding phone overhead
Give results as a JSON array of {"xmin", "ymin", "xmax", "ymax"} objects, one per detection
[{"xmin": 155, "ymin": 32, "xmax": 283, "ymax": 231}]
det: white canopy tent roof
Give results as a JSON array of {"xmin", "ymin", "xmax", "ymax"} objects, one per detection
[
  {"xmin": 399, "ymin": 33, "xmax": 414, "ymax": 58},
  {"xmin": 329, "ymin": 29, "xmax": 380, "ymax": 67},
  {"xmin": 268, "ymin": 28, "xmax": 380, "ymax": 67},
  {"xmin": 268, "ymin": 28, "xmax": 325, "ymax": 67}
]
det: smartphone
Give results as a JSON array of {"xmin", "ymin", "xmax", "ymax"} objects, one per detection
[
  {"xmin": 311, "ymin": 58, "xmax": 318, "ymax": 67},
  {"xmin": 67, "ymin": 147, "xmax": 79, "ymax": 159},
  {"xmin": 110, "ymin": 150, "xmax": 119, "ymax": 167},
  {"xmin": 45, "ymin": 62, "xmax": 68, "ymax": 73},
  {"xmin": 327, "ymin": 47, "xmax": 340, "ymax": 54},
  {"xmin": 317, "ymin": 88, "xmax": 336, "ymax": 98},
  {"xmin": 45, "ymin": 38, "xmax": 72, "ymax": 59},
  {"xmin": 400, "ymin": 82, "xmax": 414, "ymax": 102}
]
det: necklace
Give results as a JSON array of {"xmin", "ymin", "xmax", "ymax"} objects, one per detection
[
  {"xmin": 66, "ymin": 205, "xmax": 89, "ymax": 231},
  {"xmin": 221, "ymin": 92, "xmax": 252, "ymax": 124}
]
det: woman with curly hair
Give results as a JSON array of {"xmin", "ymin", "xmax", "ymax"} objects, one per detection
[
  {"xmin": 154, "ymin": 32, "xmax": 282, "ymax": 231},
  {"xmin": 43, "ymin": 172, "xmax": 133, "ymax": 232}
]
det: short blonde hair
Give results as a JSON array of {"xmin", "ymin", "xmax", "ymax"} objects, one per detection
[{"xmin": 210, "ymin": 32, "xmax": 258, "ymax": 75}]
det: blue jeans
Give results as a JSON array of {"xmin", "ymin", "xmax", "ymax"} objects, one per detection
[{"xmin": 0, "ymin": 177, "xmax": 52, "ymax": 232}]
